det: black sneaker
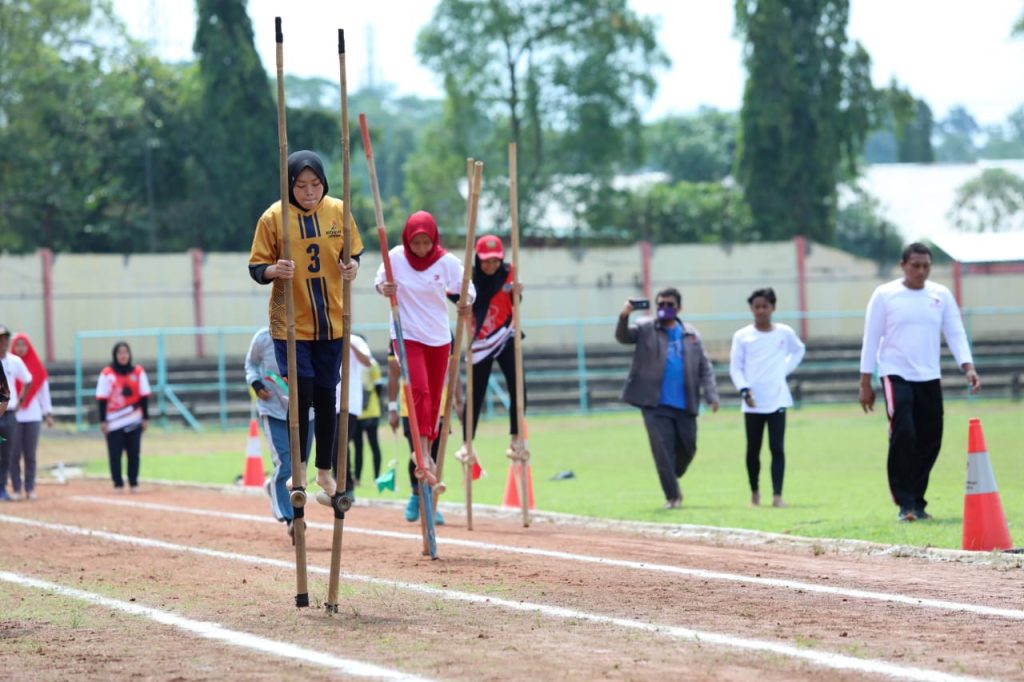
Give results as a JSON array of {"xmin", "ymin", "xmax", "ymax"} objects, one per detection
[
  {"xmin": 914, "ymin": 509, "xmax": 932, "ymax": 521},
  {"xmin": 898, "ymin": 509, "xmax": 917, "ymax": 522}
]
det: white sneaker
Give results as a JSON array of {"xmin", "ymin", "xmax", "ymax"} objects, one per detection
[
  {"xmin": 263, "ymin": 477, "xmax": 273, "ymax": 498},
  {"xmin": 129, "ymin": 486, "xmax": 140, "ymax": 494},
  {"xmin": 9, "ymin": 492, "xmax": 22, "ymax": 501},
  {"xmin": 27, "ymin": 491, "xmax": 37, "ymax": 501}
]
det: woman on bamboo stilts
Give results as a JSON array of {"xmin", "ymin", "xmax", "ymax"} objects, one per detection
[
  {"xmin": 374, "ymin": 211, "xmax": 474, "ymax": 477},
  {"xmin": 248, "ymin": 150, "xmax": 363, "ymax": 499},
  {"xmin": 459, "ymin": 235, "xmax": 526, "ymax": 457}
]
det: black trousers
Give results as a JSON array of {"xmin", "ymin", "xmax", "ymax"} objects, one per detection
[
  {"xmin": 744, "ymin": 409, "xmax": 786, "ymax": 495},
  {"xmin": 640, "ymin": 405, "xmax": 697, "ymax": 501},
  {"xmin": 882, "ymin": 376, "xmax": 943, "ymax": 513},
  {"xmin": 0, "ymin": 411, "xmax": 15, "ymax": 492},
  {"xmin": 354, "ymin": 417, "xmax": 382, "ymax": 480},
  {"xmin": 465, "ymin": 342, "xmax": 525, "ymax": 439},
  {"xmin": 287, "ymin": 377, "xmax": 341, "ymax": 473},
  {"xmin": 106, "ymin": 425, "xmax": 142, "ymax": 488}
]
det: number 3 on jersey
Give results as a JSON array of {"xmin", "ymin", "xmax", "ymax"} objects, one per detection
[{"xmin": 306, "ymin": 243, "xmax": 321, "ymax": 273}]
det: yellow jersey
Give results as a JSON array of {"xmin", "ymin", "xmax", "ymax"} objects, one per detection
[{"xmin": 249, "ymin": 196, "xmax": 364, "ymax": 341}]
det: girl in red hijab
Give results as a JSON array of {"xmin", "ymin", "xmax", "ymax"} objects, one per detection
[
  {"xmin": 374, "ymin": 211, "xmax": 475, "ymax": 474},
  {"xmin": 9, "ymin": 333, "xmax": 53, "ymax": 500}
]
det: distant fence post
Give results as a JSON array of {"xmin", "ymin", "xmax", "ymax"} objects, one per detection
[
  {"xmin": 794, "ymin": 236, "xmax": 809, "ymax": 340},
  {"xmin": 217, "ymin": 329, "xmax": 227, "ymax": 429},
  {"xmin": 156, "ymin": 331, "xmax": 168, "ymax": 429},
  {"xmin": 40, "ymin": 248, "xmax": 55, "ymax": 363},
  {"xmin": 952, "ymin": 259, "xmax": 963, "ymax": 308},
  {"xmin": 74, "ymin": 334, "xmax": 84, "ymax": 431},
  {"xmin": 576, "ymin": 319, "xmax": 589, "ymax": 413},
  {"xmin": 191, "ymin": 248, "xmax": 205, "ymax": 358},
  {"xmin": 640, "ymin": 240, "xmax": 652, "ymax": 301}
]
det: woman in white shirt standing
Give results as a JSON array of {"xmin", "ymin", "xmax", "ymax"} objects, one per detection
[
  {"xmin": 96, "ymin": 341, "xmax": 151, "ymax": 492},
  {"xmin": 9, "ymin": 333, "xmax": 53, "ymax": 500},
  {"xmin": 375, "ymin": 211, "xmax": 474, "ymax": 474},
  {"xmin": 729, "ymin": 288, "xmax": 806, "ymax": 508}
]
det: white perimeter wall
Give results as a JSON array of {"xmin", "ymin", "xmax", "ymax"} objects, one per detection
[{"xmin": 1, "ymin": 241, "xmax": 1020, "ymax": 362}]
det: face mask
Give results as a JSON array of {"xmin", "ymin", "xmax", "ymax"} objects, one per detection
[{"xmin": 657, "ymin": 306, "xmax": 676, "ymax": 321}]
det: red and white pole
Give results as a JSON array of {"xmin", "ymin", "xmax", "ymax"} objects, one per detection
[
  {"xmin": 39, "ymin": 248, "xmax": 55, "ymax": 363},
  {"xmin": 794, "ymin": 236, "xmax": 808, "ymax": 340},
  {"xmin": 190, "ymin": 248, "xmax": 205, "ymax": 358},
  {"xmin": 640, "ymin": 240, "xmax": 652, "ymax": 302},
  {"xmin": 952, "ymin": 259, "xmax": 963, "ymax": 308}
]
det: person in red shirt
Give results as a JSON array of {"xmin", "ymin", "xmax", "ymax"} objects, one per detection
[
  {"xmin": 95, "ymin": 341, "xmax": 151, "ymax": 492},
  {"xmin": 460, "ymin": 235, "xmax": 525, "ymax": 455}
]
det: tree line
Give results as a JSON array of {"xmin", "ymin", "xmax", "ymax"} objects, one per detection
[{"xmin": 2, "ymin": 0, "xmax": 1023, "ymax": 259}]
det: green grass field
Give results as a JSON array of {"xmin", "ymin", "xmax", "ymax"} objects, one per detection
[{"xmin": 63, "ymin": 399, "xmax": 1022, "ymax": 550}]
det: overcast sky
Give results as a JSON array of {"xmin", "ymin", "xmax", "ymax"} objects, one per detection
[{"xmin": 113, "ymin": 0, "xmax": 1024, "ymax": 125}]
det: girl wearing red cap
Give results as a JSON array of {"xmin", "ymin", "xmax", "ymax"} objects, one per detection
[
  {"xmin": 8, "ymin": 333, "xmax": 53, "ymax": 500},
  {"xmin": 374, "ymin": 211, "xmax": 474, "ymax": 467},
  {"xmin": 463, "ymin": 235, "xmax": 525, "ymax": 454}
]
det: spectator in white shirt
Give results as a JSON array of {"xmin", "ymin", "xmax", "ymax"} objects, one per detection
[
  {"xmin": 859, "ymin": 243, "xmax": 980, "ymax": 522},
  {"xmin": 96, "ymin": 341, "xmax": 151, "ymax": 492},
  {"xmin": 8, "ymin": 333, "xmax": 53, "ymax": 500},
  {"xmin": 729, "ymin": 288, "xmax": 805, "ymax": 508},
  {"xmin": 0, "ymin": 325, "xmax": 33, "ymax": 501}
]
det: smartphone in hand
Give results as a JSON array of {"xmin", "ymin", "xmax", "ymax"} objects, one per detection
[{"xmin": 629, "ymin": 298, "xmax": 650, "ymax": 310}]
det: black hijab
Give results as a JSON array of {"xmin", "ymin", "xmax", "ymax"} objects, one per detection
[
  {"xmin": 471, "ymin": 256, "xmax": 511, "ymax": 332},
  {"xmin": 287, "ymin": 150, "xmax": 329, "ymax": 211},
  {"xmin": 111, "ymin": 341, "xmax": 134, "ymax": 376}
]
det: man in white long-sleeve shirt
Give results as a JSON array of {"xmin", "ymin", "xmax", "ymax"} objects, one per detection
[{"xmin": 859, "ymin": 243, "xmax": 981, "ymax": 522}]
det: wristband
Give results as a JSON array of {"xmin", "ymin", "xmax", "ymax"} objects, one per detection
[
  {"xmin": 739, "ymin": 388, "xmax": 750, "ymax": 398},
  {"xmin": 388, "ymin": 401, "xmax": 399, "ymax": 412}
]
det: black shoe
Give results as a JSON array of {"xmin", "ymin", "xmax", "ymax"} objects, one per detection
[
  {"xmin": 914, "ymin": 509, "xmax": 932, "ymax": 521},
  {"xmin": 898, "ymin": 509, "xmax": 917, "ymax": 522}
]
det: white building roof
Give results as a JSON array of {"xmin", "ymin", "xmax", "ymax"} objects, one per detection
[
  {"xmin": 858, "ymin": 159, "xmax": 1024, "ymax": 242},
  {"xmin": 931, "ymin": 231, "xmax": 1024, "ymax": 263}
]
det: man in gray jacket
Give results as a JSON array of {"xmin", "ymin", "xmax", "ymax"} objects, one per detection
[{"xmin": 616, "ymin": 288, "xmax": 719, "ymax": 508}]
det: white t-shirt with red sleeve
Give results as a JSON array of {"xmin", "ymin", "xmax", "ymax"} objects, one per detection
[
  {"xmin": 374, "ymin": 248, "xmax": 476, "ymax": 346},
  {"xmin": 96, "ymin": 365, "xmax": 151, "ymax": 431}
]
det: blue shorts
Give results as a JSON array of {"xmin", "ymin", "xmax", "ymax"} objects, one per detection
[{"xmin": 273, "ymin": 338, "xmax": 344, "ymax": 389}]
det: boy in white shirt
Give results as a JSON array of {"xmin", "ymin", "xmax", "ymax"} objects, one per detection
[{"xmin": 729, "ymin": 288, "xmax": 805, "ymax": 508}]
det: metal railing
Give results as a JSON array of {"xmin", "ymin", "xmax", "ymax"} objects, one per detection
[{"xmin": 73, "ymin": 306, "xmax": 1024, "ymax": 430}]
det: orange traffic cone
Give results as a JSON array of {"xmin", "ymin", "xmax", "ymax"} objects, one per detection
[
  {"xmin": 502, "ymin": 462, "xmax": 535, "ymax": 509},
  {"xmin": 242, "ymin": 418, "xmax": 266, "ymax": 487},
  {"xmin": 962, "ymin": 418, "xmax": 1012, "ymax": 551}
]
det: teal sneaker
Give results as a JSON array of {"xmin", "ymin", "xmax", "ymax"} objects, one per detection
[
  {"xmin": 434, "ymin": 508, "xmax": 445, "ymax": 526},
  {"xmin": 404, "ymin": 493, "xmax": 420, "ymax": 522}
]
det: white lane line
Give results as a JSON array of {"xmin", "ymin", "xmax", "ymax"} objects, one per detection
[
  {"xmin": 71, "ymin": 496, "xmax": 1024, "ymax": 622},
  {"xmin": 0, "ymin": 569, "xmax": 432, "ymax": 682},
  {"xmin": 0, "ymin": 514, "xmax": 987, "ymax": 682}
]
